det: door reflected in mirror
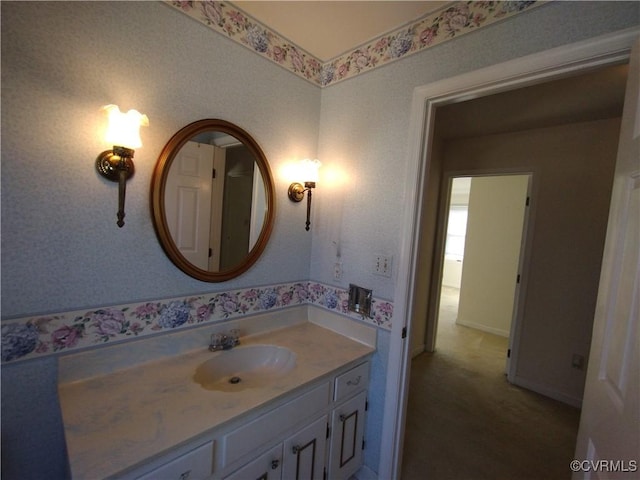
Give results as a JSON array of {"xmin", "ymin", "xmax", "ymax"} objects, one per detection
[{"xmin": 151, "ymin": 120, "xmax": 275, "ymax": 282}]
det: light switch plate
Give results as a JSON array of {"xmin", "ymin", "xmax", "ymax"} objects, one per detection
[{"xmin": 373, "ymin": 254, "xmax": 392, "ymax": 277}]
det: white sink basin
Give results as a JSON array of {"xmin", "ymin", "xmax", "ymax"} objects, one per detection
[{"xmin": 193, "ymin": 344, "xmax": 297, "ymax": 391}]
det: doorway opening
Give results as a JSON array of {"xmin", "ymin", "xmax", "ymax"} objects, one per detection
[{"xmin": 432, "ymin": 174, "xmax": 530, "ymax": 379}]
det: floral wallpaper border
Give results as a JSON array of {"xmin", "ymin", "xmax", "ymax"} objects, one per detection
[
  {"xmin": 167, "ymin": 1, "xmax": 545, "ymax": 87},
  {"xmin": 1, "ymin": 282, "xmax": 393, "ymax": 364}
]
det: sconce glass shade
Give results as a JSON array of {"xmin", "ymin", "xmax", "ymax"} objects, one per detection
[
  {"xmin": 103, "ymin": 104, "xmax": 149, "ymax": 149},
  {"xmin": 300, "ymin": 158, "xmax": 321, "ymax": 184}
]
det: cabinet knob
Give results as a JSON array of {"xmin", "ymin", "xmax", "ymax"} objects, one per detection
[
  {"xmin": 292, "ymin": 445, "xmax": 300, "ymax": 455},
  {"xmin": 346, "ymin": 375, "xmax": 361, "ymax": 386},
  {"xmin": 271, "ymin": 459, "xmax": 280, "ymax": 470},
  {"xmin": 339, "ymin": 414, "xmax": 347, "ymax": 423},
  {"xmin": 178, "ymin": 470, "xmax": 191, "ymax": 480}
]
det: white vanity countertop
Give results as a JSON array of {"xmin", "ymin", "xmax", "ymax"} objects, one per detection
[{"xmin": 58, "ymin": 322, "xmax": 375, "ymax": 479}]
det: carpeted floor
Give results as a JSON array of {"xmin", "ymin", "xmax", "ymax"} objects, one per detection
[{"xmin": 401, "ymin": 287, "xmax": 581, "ymax": 480}]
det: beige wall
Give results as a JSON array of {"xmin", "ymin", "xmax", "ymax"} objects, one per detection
[
  {"xmin": 457, "ymin": 175, "xmax": 529, "ymax": 337},
  {"xmin": 442, "ymin": 118, "xmax": 620, "ymax": 405}
]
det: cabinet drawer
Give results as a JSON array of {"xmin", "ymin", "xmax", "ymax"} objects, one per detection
[
  {"xmin": 136, "ymin": 441, "xmax": 213, "ymax": 480},
  {"xmin": 221, "ymin": 382, "xmax": 330, "ymax": 468},
  {"xmin": 334, "ymin": 362, "xmax": 369, "ymax": 402}
]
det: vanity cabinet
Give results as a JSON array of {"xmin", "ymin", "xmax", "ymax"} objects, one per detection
[
  {"xmin": 126, "ymin": 360, "xmax": 370, "ymax": 480},
  {"xmin": 218, "ymin": 382, "xmax": 330, "ymax": 476},
  {"xmin": 219, "ymin": 361, "xmax": 370, "ymax": 480},
  {"xmin": 224, "ymin": 415, "xmax": 327, "ymax": 480}
]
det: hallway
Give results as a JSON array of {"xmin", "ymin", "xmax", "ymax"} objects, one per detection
[{"xmin": 401, "ymin": 287, "xmax": 581, "ymax": 479}]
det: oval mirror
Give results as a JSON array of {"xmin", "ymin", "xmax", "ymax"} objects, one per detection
[{"xmin": 151, "ymin": 119, "xmax": 275, "ymax": 281}]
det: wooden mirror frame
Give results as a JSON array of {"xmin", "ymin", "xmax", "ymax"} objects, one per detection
[{"xmin": 151, "ymin": 119, "xmax": 276, "ymax": 282}]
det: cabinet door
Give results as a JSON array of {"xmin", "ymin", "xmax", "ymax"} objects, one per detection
[
  {"xmin": 282, "ymin": 416, "xmax": 327, "ymax": 480},
  {"xmin": 224, "ymin": 444, "xmax": 283, "ymax": 480},
  {"xmin": 328, "ymin": 391, "xmax": 367, "ymax": 480}
]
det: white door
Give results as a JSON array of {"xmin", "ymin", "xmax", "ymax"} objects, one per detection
[
  {"xmin": 165, "ymin": 141, "xmax": 214, "ymax": 270},
  {"xmin": 573, "ymin": 39, "xmax": 639, "ymax": 478}
]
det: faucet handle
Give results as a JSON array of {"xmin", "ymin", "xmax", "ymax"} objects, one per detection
[
  {"xmin": 210, "ymin": 333, "xmax": 224, "ymax": 347},
  {"xmin": 229, "ymin": 329, "xmax": 241, "ymax": 345},
  {"xmin": 209, "ymin": 330, "xmax": 240, "ymax": 351}
]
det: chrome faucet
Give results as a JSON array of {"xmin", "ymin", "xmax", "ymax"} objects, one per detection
[{"xmin": 209, "ymin": 329, "xmax": 240, "ymax": 351}]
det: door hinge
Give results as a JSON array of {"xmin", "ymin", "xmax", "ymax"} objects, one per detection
[
  {"xmin": 212, "ymin": 168, "xmax": 216, "ymax": 179},
  {"xmin": 507, "ymin": 348, "xmax": 511, "ymax": 358},
  {"xmin": 365, "ymin": 399, "xmax": 369, "ymax": 412},
  {"xmin": 326, "ymin": 423, "xmax": 330, "ymax": 439},
  {"xmin": 516, "ymin": 274, "xmax": 520, "ymax": 284},
  {"xmin": 402, "ymin": 326, "xmax": 407, "ymax": 339},
  {"xmin": 323, "ymin": 467, "xmax": 327, "ymax": 480},
  {"xmin": 362, "ymin": 439, "xmax": 366, "ymax": 450},
  {"xmin": 526, "ymin": 196, "xmax": 530, "ymax": 206},
  {"xmin": 209, "ymin": 248, "xmax": 212, "ymax": 258}
]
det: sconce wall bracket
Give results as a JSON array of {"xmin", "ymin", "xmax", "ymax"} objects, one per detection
[
  {"xmin": 288, "ymin": 181, "xmax": 316, "ymax": 231},
  {"xmin": 96, "ymin": 146, "xmax": 135, "ymax": 228},
  {"xmin": 96, "ymin": 146, "xmax": 135, "ymax": 182},
  {"xmin": 287, "ymin": 181, "xmax": 316, "ymax": 202}
]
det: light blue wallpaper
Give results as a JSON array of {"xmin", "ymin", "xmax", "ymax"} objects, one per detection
[
  {"xmin": 2, "ymin": 1, "xmax": 639, "ymax": 478},
  {"xmin": 364, "ymin": 329, "xmax": 391, "ymax": 470},
  {"xmin": 311, "ymin": 0, "xmax": 640, "ymax": 302},
  {"xmin": 1, "ymin": 1, "xmax": 320, "ymax": 319}
]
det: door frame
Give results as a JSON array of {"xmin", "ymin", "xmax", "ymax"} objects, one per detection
[{"xmin": 378, "ymin": 27, "xmax": 640, "ymax": 480}]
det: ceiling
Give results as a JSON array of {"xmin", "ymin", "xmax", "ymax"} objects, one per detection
[
  {"xmin": 231, "ymin": 1, "xmax": 450, "ymax": 61},
  {"xmin": 435, "ymin": 63, "xmax": 628, "ymax": 139}
]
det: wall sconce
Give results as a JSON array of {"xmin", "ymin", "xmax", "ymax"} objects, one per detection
[
  {"xmin": 96, "ymin": 105, "xmax": 149, "ymax": 227},
  {"xmin": 288, "ymin": 159, "xmax": 321, "ymax": 231}
]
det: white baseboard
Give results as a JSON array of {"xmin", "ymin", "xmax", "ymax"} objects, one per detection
[
  {"xmin": 511, "ymin": 375, "xmax": 582, "ymax": 408},
  {"xmin": 455, "ymin": 317, "xmax": 510, "ymax": 338},
  {"xmin": 354, "ymin": 464, "xmax": 378, "ymax": 480},
  {"xmin": 411, "ymin": 344, "xmax": 425, "ymax": 358}
]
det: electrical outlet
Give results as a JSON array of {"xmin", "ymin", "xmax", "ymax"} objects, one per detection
[
  {"xmin": 373, "ymin": 254, "xmax": 392, "ymax": 277},
  {"xmin": 572, "ymin": 354, "xmax": 585, "ymax": 370}
]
